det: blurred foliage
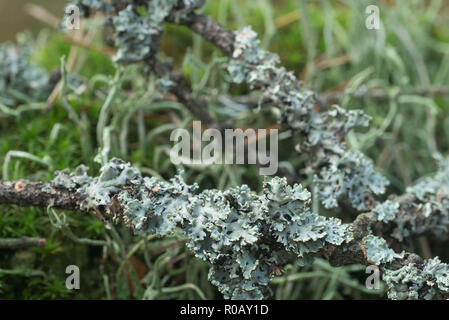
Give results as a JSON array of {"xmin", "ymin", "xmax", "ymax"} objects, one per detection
[{"xmin": 0, "ymin": 0, "xmax": 448, "ymax": 299}]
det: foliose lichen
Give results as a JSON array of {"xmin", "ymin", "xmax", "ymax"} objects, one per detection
[
  {"xmin": 314, "ymin": 151, "xmax": 389, "ymax": 211},
  {"xmin": 407, "ymin": 158, "xmax": 449, "ymax": 202},
  {"xmin": 383, "ymin": 257, "xmax": 449, "ymax": 300},
  {"xmin": 51, "ymin": 1, "xmax": 449, "ymax": 301},
  {"xmin": 373, "ymin": 200, "xmax": 399, "ymax": 223},
  {"xmin": 0, "ymin": 43, "xmax": 51, "ymax": 106},
  {"xmin": 67, "ymin": 0, "xmax": 113, "ymax": 17},
  {"xmin": 386, "ymin": 158, "xmax": 449, "ymax": 241},
  {"xmin": 62, "ymin": 3, "xmax": 390, "ymax": 212},
  {"xmin": 66, "ymin": 0, "xmax": 206, "ymax": 65},
  {"xmin": 227, "ymin": 26, "xmax": 388, "ymax": 211},
  {"xmin": 362, "ymin": 235, "xmax": 402, "ymax": 265},
  {"xmin": 112, "ymin": 5, "xmax": 153, "ymax": 64},
  {"xmin": 51, "ymin": 158, "xmax": 353, "ymax": 299}
]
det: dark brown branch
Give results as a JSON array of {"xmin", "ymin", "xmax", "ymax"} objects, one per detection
[
  {"xmin": 167, "ymin": 13, "xmax": 235, "ymax": 58},
  {"xmin": 0, "ymin": 237, "xmax": 46, "ymax": 250},
  {"xmin": 316, "ymin": 86, "xmax": 449, "ymax": 107},
  {"xmin": 0, "ymin": 179, "xmax": 439, "ymax": 267},
  {"xmin": 149, "ymin": 57, "xmax": 220, "ymax": 127}
]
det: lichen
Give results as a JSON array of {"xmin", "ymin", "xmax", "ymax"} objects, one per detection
[
  {"xmin": 112, "ymin": 5, "xmax": 153, "ymax": 64},
  {"xmin": 66, "ymin": 0, "xmax": 206, "ymax": 65},
  {"xmin": 54, "ymin": 159, "xmax": 448, "ymax": 300},
  {"xmin": 52, "ymin": 165, "xmax": 92, "ymax": 189},
  {"xmin": 362, "ymin": 235, "xmax": 402, "ymax": 265},
  {"xmin": 373, "ymin": 200, "xmax": 399, "ymax": 223},
  {"xmin": 50, "ymin": 1, "xmax": 448, "ymax": 301},
  {"xmin": 51, "ymin": 158, "xmax": 353, "ymax": 299},
  {"xmin": 383, "ymin": 257, "xmax": 449, "ymax": 300},
  {"xmin": 407, "ymin": 158, "xmax": 449, "ymax": 202},
  {"xmin": 382, "ymin": 263, "xmax": 425, "ymax": 299},
  {"xmin": 314, "ymin": 151, "xmax": 389, "ymax": 211},
  {"xmin": 386, "ymin": 158, "xmax": 449, "ymax": 241},
  {"xmin": 227, "ymin": 26, "xmax": 388, "ymax": 211}
]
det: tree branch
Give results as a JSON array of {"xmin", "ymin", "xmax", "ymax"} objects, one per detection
[
  {"xmin": 0, "ymin": 178, "xmax": 442, "ymax": 271},
  {"xmin": 0, "ymin": 180, "xmax": 81, "ymax": 210},
  {"xmin": 149, "ymin": 57, "xmax": 220, "ymax": 127},
  {"xmin": 0, "ymin": 237, "xmax": 46, "ymax": 250},
  {"xmin": 167, "ymin": 13, "xmax": 235, "ymax": 57}
]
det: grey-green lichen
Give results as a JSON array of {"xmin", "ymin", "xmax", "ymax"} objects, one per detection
[
  {"xmin": 51, "ymin": 1, "xmax": 449, "ymax": 300},
  {"xmin": 62, "ymin": 2, "xmax": 390, "ymax": 212},
  {"xmin": 66, "ymin": 0, "xmax": 206, "ymax": 64},
  {"xmin": 0, "ymin": 43, "xmax": 51, "ymax": 106},
  {"xmin": 362, "ymin": 235, "xmax": 402, "ymax": 265},
  {"xmin": 314, "ymin": 151, "xmax": 389, "ymax": 211},
  {"xmin": 156, "ymin": 75, "xmax": 175, "ymax": 94},
  {"xmin": 373, "ymin": 200, "xmax": 399, "ymax": 223},
  {"xmin": 383, "ymin": 257, "xmax": 449, "ymax": 300},
  {"xmin": 51, "ymin": 158, "xmax": 353, "ymax": 299},
  {"xmin": 407, "ymin": 157, "xmax": 449, "ymax": 202},
  {"xmin": 405, "ymin": 158, "xmax": 449, "ymax": 238},
  {"xmin": 228, "ymin": 26, "xmax": 388, "ymax": 211}
]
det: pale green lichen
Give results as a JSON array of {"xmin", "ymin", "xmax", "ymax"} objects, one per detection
[
  {"xmin": 52, "ymin": 165, "xmax": 92, "ymax": 190},
  {"xmin": 386, "ymin": 158, "xmax": 449, "ymax": 241},
  {"xmin": 51, "ymin": 1, "xmax": 449, "ymax": 300},
  {"xmin": 373, "ymin": 200, "xmax": 399, "ymax": 223},
  {"xmin": 362, "ymin": 235, "xmax": 402, "ymax": 265},
  {"xmin": 68, "ymin": 0, "xmax": 112, "ymax": 17},
  {"xmin": 66, "ymin": 0, "xmax": 206, "ymax": 65},
  {"xmin": 0, "ymin": 43, "xmax": 51, "ymax": 106},
  {"xmin": 156, "ymin": 75, "xmax": 175, "ymax": 94},
  {"xmin": 314, "ymin": 151, "xmax": 389, "ymax": 211},
  {"xmin": 51, "ymin": 158, "xmax": 353, "ymax": 299},
  {"xmin": 383, "ymin": 263, "xmax": 425, "ymax": 299},
  {"xmin": 383, "ymin": 257, "xmax": 449, "ymax": 300},
  {"xmin": 112, "ymin": 5, "xmax": 153, "ymax": 64}
]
